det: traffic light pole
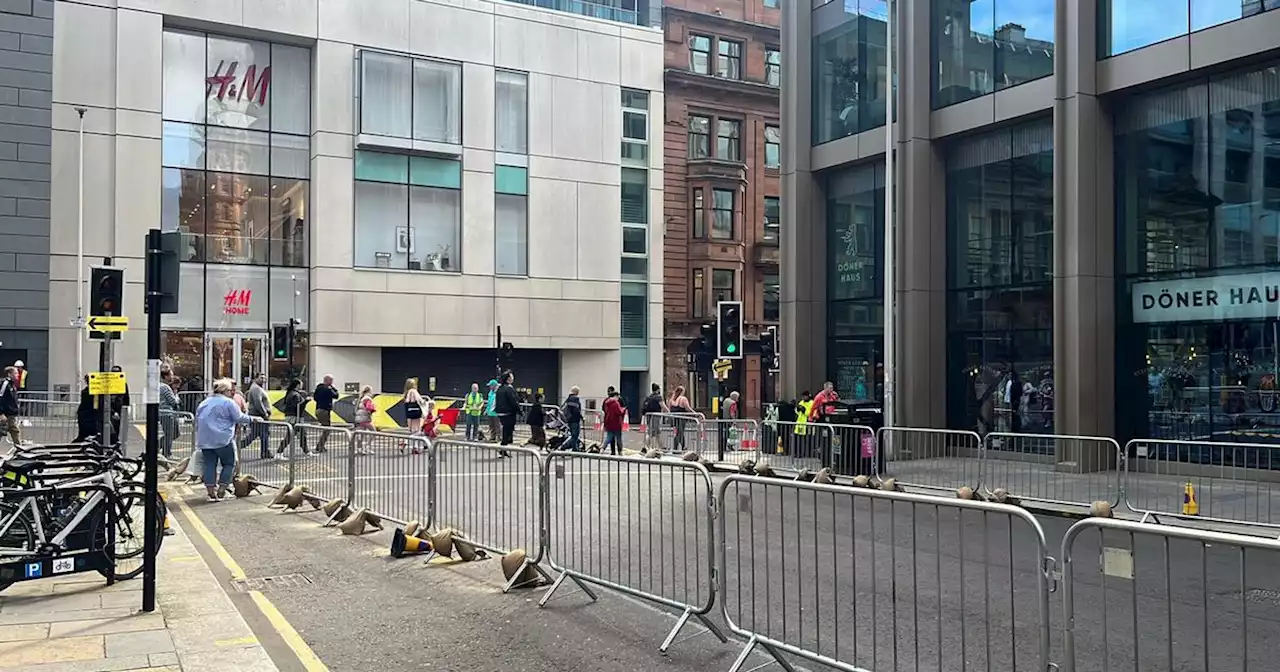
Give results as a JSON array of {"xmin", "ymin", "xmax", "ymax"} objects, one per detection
[
  {"xmin": 142, "ymin": 230, "xmax": 161, "ymax": 613},
  {"xmin": 97, "ymin": 257, "xmax": 113, "ymax": 458}
]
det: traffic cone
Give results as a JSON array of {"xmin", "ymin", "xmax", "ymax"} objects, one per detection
[
  {"xmin": 621, "ymin": 412, "xmax": 630, "ymax": 433},
  {"xmin": 390, "ymin": 528, "xmax": 432, "ymax": 558},
  {"xmin": 1182, "ymin": 482, "xmax": 1199, "ymax": 516},
  {"xmin": 776, "ymin": 436, "xmax": 784, "ymax": 454}
]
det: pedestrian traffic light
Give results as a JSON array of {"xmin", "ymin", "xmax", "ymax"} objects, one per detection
[
  {"xmin": 761, "ymin": 326, "xmax": 779, "ymax": 372},
  {"xmin": 500, "ymin": 341, "xmax": 514, "ymax": 371},
  {"xmin": 90, "ymin": 266, "xmax": 124, "ymax": 317},
  {"xmin": 272, "ymin": 325, "xmax": 290, "ymax": 360},
  {"xmin": 716, "ymin": 301, "xmax": 743, "ymax": 359}
]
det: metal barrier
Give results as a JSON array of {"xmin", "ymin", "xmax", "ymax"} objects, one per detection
[
  {"xmin": 718, "ymin": 474, "xmax": 1054, "ymax": 672},
  {"xmin": 158, "ymin": 410, "xmax": 194, "ymax": 462},
  {"xmin": 1060, "ymin": 517, "xmax": 1280, "ymax": 672},
  {"xmin": 431, "ymin": 438, "xmax": 546, "ymax": 592},
  {"xmin": 640, "ymin": 412, "xmax": 705, "ymax": 455},
  {"xmin": 582, "ymin": 408, "xmax": 605, "ymax": 446},
  {"xmin": 15, "ymin": 400, "xmax": 79, "ymax": 445},
  {"xmin": 348, "ymin": 430, "xmax": 431, "ymax": 527},
  {"xmin": 701, "ymin": 419, "xmax": 760, "ymax": 465},
  {"xmin": 877, "ymin": 427, "xmax": 982, "ymax": 493},
  {"xmin": 540, "ymin": 451, "xmax": 725, "ymax": 652},
  {"xmin": 983, "ymin": 432, "xmax": 1122, "ymax": 509},
  {"xmin": 287, "ymin": 424, "xmax": 354, "ymax": 504},
  {"xmin": 236, "ymin": 419, "xmax": 302, "ymax": 490},
  {"xmin": 760, "ymin": 421, "xmax": 877, "ymax": 477},
  {"xmin": 1123, "ymin": 438, "xmax": 1280, "ymax": 529}
]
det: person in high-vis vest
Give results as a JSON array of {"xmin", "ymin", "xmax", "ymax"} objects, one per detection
[
  {"xmin": 794, "ymin": 391, "xmax": 812, "ymax": 458},
  {"xmin": 463, "ymin": 382, "xmax": 485, "ymax": 442},
  {"xmin": 13, "ymin": 360, "xmax": 25, "ymax": 390}
]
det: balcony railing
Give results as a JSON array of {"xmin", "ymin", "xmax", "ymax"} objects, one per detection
[{"xmin": 505, "ymin": 0, "xmax": 641, "ymax": 26}]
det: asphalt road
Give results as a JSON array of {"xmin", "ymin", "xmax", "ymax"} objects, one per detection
[{"xmin": 169, "ymin": 427, "xmax": 1280, "ymax": 672}]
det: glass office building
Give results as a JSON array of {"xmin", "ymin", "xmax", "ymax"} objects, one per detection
[{"xmin": 780, "ymin": 0, "xmax": 1280, "ymax": 443}]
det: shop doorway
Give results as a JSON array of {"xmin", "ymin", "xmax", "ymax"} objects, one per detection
[{"xmin": 205, "ymin": 333, "xmax": 267, "ymax": 388}]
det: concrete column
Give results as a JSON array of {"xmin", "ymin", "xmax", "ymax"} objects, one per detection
[
  {"xmin": 894, "ymin": 0, "xmax": 947, "ymax": 427},
  {"xmin": 1053, "ymin": 0, "xmax": 1117, "ymax": 467},
  {"xmin": 780, "ymin": 0, "xmax": 825, "ymax": 395}
]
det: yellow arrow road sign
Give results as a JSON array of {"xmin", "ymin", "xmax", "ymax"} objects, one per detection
[{"xmin": 86, "ymin": 316, "xmax": 129, "ymax": 332}]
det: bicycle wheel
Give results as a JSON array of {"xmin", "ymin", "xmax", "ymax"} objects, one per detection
[
  {"xmin": 93, "ymin": 486, "xmax": 164, "ymax": 581},
  {"xmin": 0, "ymin": 502, "xmax": 37, "ymax": 592}
]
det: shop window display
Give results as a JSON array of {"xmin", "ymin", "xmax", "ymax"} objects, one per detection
[
  {"xmin": 826, "ymin": 162, "xmax": 885, "ymax": 401},
  {"xmin": 1115, "ymin": 63, "xmax": 1280, "ymax": 445},
  {"xmin": 945, "ymin": 121, "xmax": 1054, "ymax": 436}
]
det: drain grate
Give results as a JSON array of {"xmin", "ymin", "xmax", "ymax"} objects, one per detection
[
  {"xmin": 229, "ymin": 574, "xmax": 314, "ymax": 593},
  {"xmin": 1246, "ymin": 588, "xmax": 1280, "ymax": 605}
]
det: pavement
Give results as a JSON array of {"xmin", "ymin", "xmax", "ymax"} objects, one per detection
[{"xmin": 0, "ymin": 485, "xmax": 297, "ymax": 671}]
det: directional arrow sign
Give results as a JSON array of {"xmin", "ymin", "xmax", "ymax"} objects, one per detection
[{"xmin": 86, "ymin": 316, "xmax": 129, "ymax": 332}]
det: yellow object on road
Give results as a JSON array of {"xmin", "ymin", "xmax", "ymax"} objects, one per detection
[{"xmin": 1182, "ymin": 481, "xmax": 1199, "ymax": 516}]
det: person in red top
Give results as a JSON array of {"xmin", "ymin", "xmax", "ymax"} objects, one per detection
[
  {"xmin": 602, "ymin": 386, "xmax": 625, "ymax": 455},
  {"xmin": 809, "ymin": 381, "xmax": 839, "ymax": 421}
]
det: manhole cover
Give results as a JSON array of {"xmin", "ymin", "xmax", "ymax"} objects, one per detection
[
  {"xmin": 1245, "ymin": 588, "xmax": 1280, "ymax": 605},
  {"xmin": 230, "ymin": 574, "xmax": 314, "ymax": 593}
]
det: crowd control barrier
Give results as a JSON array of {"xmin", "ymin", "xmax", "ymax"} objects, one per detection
[
  {"xmin": 1123, "ymin": 437, "xmax": 1280, "ymax": 530},
  {"xmin": 761, "ymin": 421, "xmax": 877, "ymax": 477},
  {"xmin": 432, "ymin": 438, "xmax": 547, "ymax": 592},
  {"xmin": 983, "ymin": 432, "xmax": 1122, "ymax": 511},
  {"xmin": 877, "ymin": 427, "xmax": 982, "ymax": 493},
  {"xmin": 540, "ymin": 451, "xmax": 725, "ymax": 653},
  {"xmin": 717, "ymin": 475, "xmax": 1054, "ymax": 672},
  {"xmin": 1060, "ymin": 517, "xmax": 1280, "ymax": 672}
]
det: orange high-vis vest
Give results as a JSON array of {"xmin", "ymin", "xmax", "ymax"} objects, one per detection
[{"xmin": 16, "ymin": 370, "xmax": 26, "ymax": 389}]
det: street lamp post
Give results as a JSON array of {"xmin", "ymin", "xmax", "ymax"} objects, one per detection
[
  {"xmin": 882, "ymin": 0, "xmax": 896, "ymax": 429},
  {"xmin": 74, "ymin": 107, "xmax": 86, "ymax": 391}
]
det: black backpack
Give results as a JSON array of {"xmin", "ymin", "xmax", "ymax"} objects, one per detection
[{"xmin": 643, "ymin": 393, "xmax": 662, "ymax": 413}]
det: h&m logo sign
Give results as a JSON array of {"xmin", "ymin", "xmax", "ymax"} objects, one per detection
[{"xmin": 206, "ymin": 60, "xmax": 270, "ymax": 107}]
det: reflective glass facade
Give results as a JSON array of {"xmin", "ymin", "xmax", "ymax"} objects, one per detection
[
  {"xmin": 945, "ymin": 121, "xmax": 1054, "ymax": 434},
  {"xmin": 932, "ymin": 0, "xmax": 1054, "ymax": 108},
  {"xmin": 1115, "ymin": 62, "xmax": 1280, "ymax": 442},
  {"xmin": 1100, "ymin": 1, "xmax": 1280, "ymax": 57},
  {"xmin": 812, "ymin": 0, "xmax": 889, "ymax": 144},
  {"xmin": 827, "ymin": 162, "xmax": 885, "ymax": 400}
]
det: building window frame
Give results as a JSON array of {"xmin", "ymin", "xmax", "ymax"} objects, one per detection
[
  {"xmin": 495, "ymin": 166, "xmax": 529, "ymax": 276},
  {"xmin": 692, "ymin": 268, "xmax": 706, "ymax": 318},
  {"xmin": 622, "ymin": 88, "xmax": 649, "ymax": 165},
  {"xmin": 712, "ymin": 188, "xmax": 736, "ymax": 240},
  {"xmin": 765, "ymin": 124, "xmax": 781, "ymax": 168},
  {"xmin": 765, "ymin": 47, "xmax": 781, "ymax": 87},
  {"xmin": 495, "ymin": 69, "xmax": 528, "ymax": 155},
  {"xmin": 712, "ymin": 268, "xmax": 736, "ymax": 303},
  {"xmin": 764, "ymin": 195, "xmax": 781, "ymax": 243},
  {"xmin": 688, "ymin": 114, "xmax": 711, "ymax": 159},
  {"xmin": 716, "ymin": 118, "xmax": 742, "ymax": 161},
  {"xmin": 358, "ymin": 49, "xmax": 462, "ymax": 146},
  {"xmin": 689, "ymin": 34, "xmax": 713, "ymax": 75},
  {"xmin": 692, "ymin": 188, "xmax": 706, "ymax": 238},
  {"xmin": 763, "ymin": 272, "xmax": 780, "ymax": 321},
  {"xmin": 352, "ymin": 150, "xmax": 463, "ymax": 273},
  {"xmin": 717, "ymin": 39, "xmax": 743, "ymax": 80}
]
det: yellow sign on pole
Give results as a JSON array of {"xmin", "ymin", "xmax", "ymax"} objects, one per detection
[
  {"xmin": 86, "ymin": 316, "xmax": 129, "ymax": 333},
  {"xmin": 713, "ymin": 359, "xmax": 733, "ymax": 373},
  {"xmin": 88, "ymin": 371, "xmax": 127, "ymax": 395}
]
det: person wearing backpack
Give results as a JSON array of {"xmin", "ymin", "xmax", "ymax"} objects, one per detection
[
  {"xmin": 276, "ymin": 379, "xmax": 310, "ymax": 458},
  {"xmin": 560, "ymin": 386, "xmax": 584, "ymax": 451},
  {"xmin": 641, "ymin": 383, "xmax": 667, "ymax": 450}
]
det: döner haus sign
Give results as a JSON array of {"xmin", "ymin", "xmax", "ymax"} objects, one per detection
[{"xmin": 1132, "ymin": 272, "xmax": 1280, "ymax": 323}]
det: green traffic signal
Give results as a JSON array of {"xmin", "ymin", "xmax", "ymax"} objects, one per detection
[{"xmin": 727, "ymin": 343, "xmax": 737, "ymax": 354}]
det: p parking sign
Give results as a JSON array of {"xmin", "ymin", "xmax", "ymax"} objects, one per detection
[{"xmin": 24, "ymin": 562, "xmax": 41, "ymax": 579}]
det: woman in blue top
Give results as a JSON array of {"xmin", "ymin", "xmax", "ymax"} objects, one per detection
[{"xmin": 195, "ymin": 378, "xmax": 253, "ymax": 502}]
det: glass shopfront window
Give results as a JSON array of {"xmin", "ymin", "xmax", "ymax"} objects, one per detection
[
  {"xmin": 932, "ymin": 0, "xmax": 1054, "ymax": 108},
  {"xmin": 160, "ymin": 30, "xmax": 312, "ymax": 392},
  {"xmin": 826, "ymin": 162, "xmax": 885, "ymax": 401},
  {"xmin": 1101, "ymin": 1, "xmax": 1280, "ymax": 58},
  {"xmin": 812, "ymin": 0, "xmax": 889, "ymax": 144},
  {"xmin": 946, "ymin": 121, "xmax": 1054, "ymax": 434},
  {"xmin": 1115, "ymin": 63, "xmax": 1280, "ymax": 443}
]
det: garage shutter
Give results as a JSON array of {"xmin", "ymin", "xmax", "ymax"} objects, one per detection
[{"xmin": 381, "ymin": 347, "xmax": 561, "ymax": 400}]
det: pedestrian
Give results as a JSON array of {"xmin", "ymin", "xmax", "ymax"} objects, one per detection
[
  {"xmin": 0, "ymin": 366, "xmax": 21, "ymax": 446},
  {"xmin": 462, "ymin": 382, "xmax": 485, "ymax": 442},
  {"xmin": 13, "ymin": 360, "xmax": 26, "ymax": 391},
  {"xmin": 601, "ymin": 387, "xmax": 625, "ymax": 455},
  {"xmin": 641, "ymin": 383, "xmax": 667, "ymax": 450},
  {"xmin": 794, "ymin": 391, "xmax": 812, "ymax": 458},
  {"xmin": 353, "ymin": 385, "xmax": 376, "ymax": 455},
  {"xmin": 73, "ymin": 375, "xmax": 96, "ymax": 443},
  {"xmin": 245, "ymin": 374, "xmax": 272, "ymax": 459},
  {"xmin": 667, "ymin": 385, "xmax": 692, "ymax": 452},
  {"xmin": 526, "ymin": 392, "xmax": 546, "ymax": 448},
  {"xmin": 495, "ymin": 371, "xmax": 520, "ymax": 456},
  {"xmin": 560, "ymin": 386, "xmax": 583, "ymax": 451},
  {"xmin": 277, "ymin": 379, "xmax": 309, "ymax": 459},
  {"xmin": 809, "ymin": 381, "xmax": 838, "ymax": 421},
  {"xmin": 485, "ymin": 379, "xmax": 500, "ymax": 444},
  {"xmin": 159, "ymin": 366, "xmax": 180, "ymax": 459},
  {"xmin": 195, "ymin": 378, "xmax": 253, "ymax": 502},
  {"xmin": 419, "ymin": 396, "xmax": 438, "ymax": 454},
  {"xmin": 312, "ymin": 374, "xmax": 339, "ymax": 453},
  {"xmin": 401, "ymin": 378, "xmax": 425, "ymax": 454},
  {"xmin": 718, "ymin": 390, "xmax": 740, "ymax": 456}
]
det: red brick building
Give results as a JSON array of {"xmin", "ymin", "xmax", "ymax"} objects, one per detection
[{"xmin": 660, "ymin": 0, "xmax": 780, "ymax": 417}]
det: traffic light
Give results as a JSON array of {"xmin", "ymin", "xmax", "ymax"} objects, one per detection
[
  {"xmin": 760, "ymin": 326, "xmax": 779, "ymax": 372},
  {"xmin": 499, "ymin": 341, "xmax": 515, "ymax": 372},
  {"xmin": 698, "ymin": 323, "xmax": 715, "ymax": 354},
  {"xmin": 91, "ymin": 266, "xmax": 123, "ymax": 317},
  {"xmin": 144, "ymin": 230, "xmax": 182, "ymax": 314},
  {"xmin": 716, "ymin": 301, "xmax": 743, "ymax": 359},
  {"xmin": 272, "ymin": 325, "xmax": 290, "ymax": 360}
]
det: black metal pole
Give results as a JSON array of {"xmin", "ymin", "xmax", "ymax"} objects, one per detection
[
  {"xmin": 495, "ymin": 324, "xmax": 502, "ymax": 378},
  {"xmin": 142, "ymin": 231, "xmax": 160, "ymax": 612},
  {"xmin": 287, "ymin": 318, "xmax": 295, "ymax": 387}
]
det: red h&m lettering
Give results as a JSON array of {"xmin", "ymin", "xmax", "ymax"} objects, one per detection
[
  {"xmin": 223, "ymin": 289, "xmax": 252, "ymax": 315},
  {"xmin": 206, "ymin": 61, "xmax": 271, "ymax": 106}
]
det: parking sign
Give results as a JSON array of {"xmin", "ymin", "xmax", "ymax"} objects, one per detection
[{"xmin": 24, "ymin": 562, "xmax": 41, "ymax": 579}]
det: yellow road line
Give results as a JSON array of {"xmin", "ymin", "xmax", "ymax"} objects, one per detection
[
  {"xmin": 170, "ymin": 496, "xmax": 246, "ymax": 581},
  {"xmin": 249, "ymin": 591, "xmax": 330, "ymax": 672}
]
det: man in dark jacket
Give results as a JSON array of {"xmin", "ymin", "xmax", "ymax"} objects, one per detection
[
  {"xmin": 494, "ymin": 371, "xmax": 521, "ymax": 455},
  {"xmin": 0, "ymin": 366, "xmax": 21, "ymax": 445},
  {"xmin": 560, "ymin": 386, "xmax": 584, "ymax": 451},
  {"xmin": 312, "ymin": 374, "xmax": 339, "ymax": 453},
  {"xmin": 602, "ymin": 387, "xmax": 625, "ymax": 455}
]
